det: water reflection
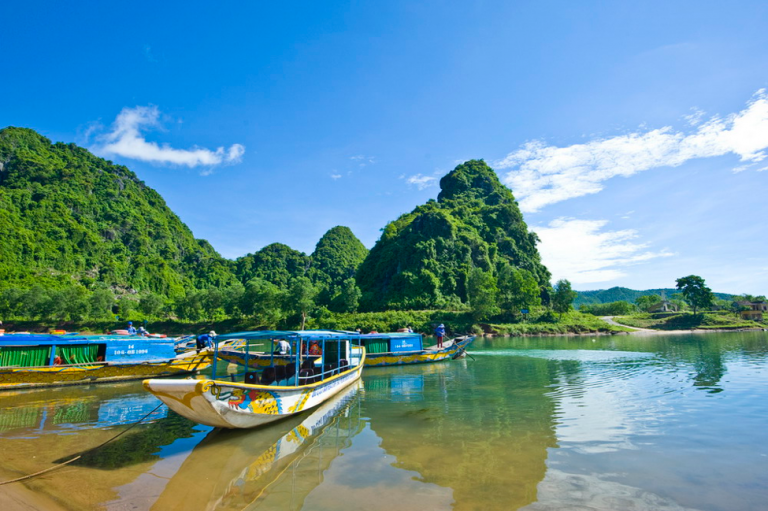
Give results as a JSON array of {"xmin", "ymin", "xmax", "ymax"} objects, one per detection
[
  {"xmin": 150, "ymin": 381, "xmax": 364, "ymax": 511},
  {"xmin": 363, "ymin": 361, "xmax": 558, "ymax": 511},
  {"xmin": 0, "ymin": 382, "xmax": 167, "ymax": 435}
]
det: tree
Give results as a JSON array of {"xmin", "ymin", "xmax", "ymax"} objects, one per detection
[
  {"xmin": 221, "ymin": 284, "xmax": 245, "ymax": 318},
  {"xmin": 635, "ymin": 294, "xmax": 662, "ymax": 312},
  {"xmin": 580, "ymin": 300, "xmax": 636, "ymax": 316},
  {"xmin": 118, "ymin": 296, "xmax": 140, "ymax": 319},
  {"xmin": 241, "ymin": 278, "xmax": 284, "ymax": 326},
  {"xmin": 19, "ymin": 286, "xmax": 50, "ymax": 319},
  {"xmin": 138, "ymin": 293, "xmax": 164, "ymax": 318},
  {"xmin": 497, "ymin": 265, "xmax": 541, "ymax": 317},
  {"xmin": 285, "ymin": 277, "xmax": 317, "ymax": 330},
  {"xmin": 333, "ymin": 278, "xmax": 361, "ymax": 313},
  {"xmin": 552, "ymin": 279, "xmax": 577, "ymax": 319},
  {"xmin": 174, "ymin": 292, "xmax": 202, "ymax": 321},
  {"xmin": 89, "ymin": 288, "xmax": 115, "ymax": 318},
  {"xmin": 0, "ymin": 288, "xmax": 24, "ymax": 318},
  {"xmin": 675, "ymin": 275, "xmax": 714, "ymax": 315},
  {"xmin": 467, "ymin": 267, "xmax": 499, "ymax": 321},
  {"xmin": 200, "ymin": 288, "xmax": 224, "ymax": 320}
]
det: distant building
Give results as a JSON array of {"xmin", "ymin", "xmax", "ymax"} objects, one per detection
[
  {"xmin": 737, "ymin": 301, "xmax": 767, "ymax": 321},
  {"xmin": 648, "ymin": 299, "xmax": 678, "ymax": 313}
]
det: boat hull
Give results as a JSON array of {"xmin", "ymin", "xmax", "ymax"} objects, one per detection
[
  {"xmin": 364, "ymin": 336, "xmax": 475, "ymax": 367},
  {"xmin": 144, "ymin": 361, "xmax": 364, "ymax": 429},
  {"xmin": 0, "ymin": 352, "xmax": 212, "ymax": 390}
]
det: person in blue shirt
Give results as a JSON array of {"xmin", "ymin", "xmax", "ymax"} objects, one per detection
[
  {"xmin": 196, "ymin": 331, "xmax": 217, "ymax": 353},
  {"xmin": 127, "ymin": 321, "xmax": 137, "ymax": 335},
  {"xmin": 435, "ymin": 324, "xmax": 446, "ymax": 348}
]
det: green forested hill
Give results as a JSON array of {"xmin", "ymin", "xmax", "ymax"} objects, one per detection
[
  {"xmin": 575, "ymin": 286, "xmax": 735, "ymax": 307},
  {"xmin": 311, "ymin": 226, "xmax": 368, "ymax": 289},
  {"xmin": 234, "ymin": 243, "xmax": 310, "ymax": 288},
  {"xmin": 0, "ymin": 127, "xmax": 238, "ymax": 297},
  {"xmin": 356, "ymin": 160, "xmax": 550, "ymax": 310}
]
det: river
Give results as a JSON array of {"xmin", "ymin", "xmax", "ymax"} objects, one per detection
[{"xmin": 1, "ymin": 331, "xmax": 767, "ymax": 510}]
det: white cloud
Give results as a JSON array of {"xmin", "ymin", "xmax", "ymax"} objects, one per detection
[
  {"xmin": 330, "ymin": 173, "xmax": 342, "ymax": 180},
  {"xmin": 497, "ymin": 90, "xmax": 768, "ymax": 212},
  {"xmin": 94, "ymin": 106, "xmax": 245, "ymax": 168},
  {"xmin": 406, "ymin": 174, "xmax": 438, "ymax": 190},
  {"xmin": 532, "ymin": 218, "xmax": 674, "ymax": 284},
  {"xmin": 684, "ymin": 107, "xmax": 705, "ymax": 126}
]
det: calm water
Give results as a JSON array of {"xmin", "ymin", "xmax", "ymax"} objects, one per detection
[{"xmin": 1, "ymin": 332, "xmax": 768, "ymax": 510}]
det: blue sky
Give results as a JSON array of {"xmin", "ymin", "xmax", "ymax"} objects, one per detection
[{"xmin": 2, "ymin": 1, "xmax": 767, "ymax": 294}]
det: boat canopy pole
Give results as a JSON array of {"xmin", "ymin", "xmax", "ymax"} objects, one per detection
[
  {"xmin": 322, "ymin": 337, "xmax": 326, "ymax": 381},
  {"xmin": 212, "ymin": 338, "xmax": 219, "ymax": 376}
]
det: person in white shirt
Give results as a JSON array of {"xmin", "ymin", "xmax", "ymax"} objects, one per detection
[{"xmin": 273, "ymin": 339, "xmax": 291, "ymax": 355}]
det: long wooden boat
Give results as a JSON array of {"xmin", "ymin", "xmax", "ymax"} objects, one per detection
[
  {"xmin": 359, "ymin": 332, "xmax": 475, "ymax": 366},
  {"xmin": 143, "ymin": 330, "xmax": 365, "ymax": 429},
  {"xmin": 0, "ymin": 334, "xmax": 212, "ymax": 390},
  {"xmin": 217, "ymin": 331, "xmax": 475, "ymax": 369}
]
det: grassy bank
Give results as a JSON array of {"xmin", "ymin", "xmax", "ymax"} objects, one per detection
[
  {"xmin": 613, "ymin": 311, "xmax": 764, "ymax": 330},
  {"xmin": 1, "ymin": 309, "xmax": 629, "ymax": 337},
  {"xmin": 486, "ymin": 311, "xmax": 633, "ymax": 335}
]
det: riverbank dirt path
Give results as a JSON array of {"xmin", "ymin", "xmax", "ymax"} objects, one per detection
[
  {"xmin": 602, "ymin": 315, "xmax": 711, "ymax": 335},
  {"xmin": 600, "ymin": 316, "xmax": 658, "ymax": 334}
]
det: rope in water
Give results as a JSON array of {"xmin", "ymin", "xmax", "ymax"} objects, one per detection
[{"xmin": 0, "ymin": 402, "xmax": 165, "ymax": 486}]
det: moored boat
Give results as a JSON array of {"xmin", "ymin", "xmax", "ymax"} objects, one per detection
[
  {"xmin": 360, "ymin": 332, "xmax": 475, "ymax": 366},
  {"xmin": 217, "ymin": 331, "xmax": 474, "ymax": 369},
  {"xmin": 143, "ymin": 330, "xmax": 365, "ymax": 429},
  {"xmin": 0, "ymin": 334, "xmax": 212, "ymax": 390}
]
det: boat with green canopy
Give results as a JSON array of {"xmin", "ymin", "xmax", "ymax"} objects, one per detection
[
  {"xmin": 0, "ymin": 334, "xmax": 211, "ymax": 390},
  {"xmin": 143, "ymin": 330, "xmax": 365, "ymax": 429}
]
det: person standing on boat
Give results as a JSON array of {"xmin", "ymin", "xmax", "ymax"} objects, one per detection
[
  {"xmin": 127, "ymin": 321, "xmax": 137, "ymax": 335},
  {"xmin": 196, "ymin": 331, "xmax": 217, "ymax": 353},
  {"xmin": 435, "ymin": 324, "xmax": 446, "ymax": 348}
]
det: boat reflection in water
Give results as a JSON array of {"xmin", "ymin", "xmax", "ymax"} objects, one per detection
[
  {"xmin": 152, "ymin": 380, "xmax": 364, "ymax": 511},
  {"xmin": 0, "ymin": 382, "xmax": 168, "ymax": 435}
]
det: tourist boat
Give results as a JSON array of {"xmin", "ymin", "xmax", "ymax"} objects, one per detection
[
  {"xmin": 0, "ymin": 334, "xmax": 212, "ymax": 390},
  {"xmin": 217, "ymin": 331, "xmax": 474, "ymax": 369},
  {"xmin": 143, "ymin": 330, "xmax": 365, "ymax": 429},
  {"xmin": 358, "ymin": 332, "xmax": 474, "ymax": 366}
]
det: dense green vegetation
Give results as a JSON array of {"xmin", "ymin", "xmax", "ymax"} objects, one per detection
[
  {"xmin": 0, "ymin": 127, "xmax": 238, "ymax": 297},
  {"xmin": 356, "ymin": 160, "xmax": 550, "ymax": 310},
  {"xmin": 579, "ymin": 300, "xmax": 637, "ymax": 316}
]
